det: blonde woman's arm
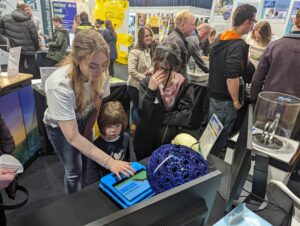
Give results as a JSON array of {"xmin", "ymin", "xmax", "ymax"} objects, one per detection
[{"xmin": 58, "ymin": 120, "xmax": 134, "ymax": 179}]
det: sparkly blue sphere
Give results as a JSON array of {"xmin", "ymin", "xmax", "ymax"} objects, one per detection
[{"xmin": 146, "ymin": 144, "xmax": 209, "ymax": 194}]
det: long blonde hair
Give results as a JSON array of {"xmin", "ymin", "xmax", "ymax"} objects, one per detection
[{"xmin": 64, "ymin": 29, "xmax": 109, "ymax": 114}]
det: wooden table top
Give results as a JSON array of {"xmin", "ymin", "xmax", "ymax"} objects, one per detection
[{"xmin": 0, "ymin": 73, "xmax": 32, "ymax": 89}]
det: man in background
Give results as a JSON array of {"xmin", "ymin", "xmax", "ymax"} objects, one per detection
[
  {"xmin": 164, "ymin": 11, "xmax": 195, "ymax": 76},
  {"xmin": 0, "ymin": 2, "xmax": 39, "ymax": 77},
  {"xmin": 208, "ymin": 4, "xmax": 257, "ymax": 157},
  {"xmin": 187, "ymin": 23, "xmax": 210, "ymax": 73},
  {"xmin": 45, "ymin": 16, "xmax": 68, "ymax": 66}
]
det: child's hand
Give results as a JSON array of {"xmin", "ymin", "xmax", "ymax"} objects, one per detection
[
  {"xmin": 148, "ymin": 69, "xmax": 165, "ymax": 91},
  {"xmin": 108, "ymin": 160, "xmax": 135, "ymax": 179}
]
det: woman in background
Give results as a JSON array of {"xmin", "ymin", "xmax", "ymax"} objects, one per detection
[
  {"xmin": 127, "ymin": 27, "xmax": 153, "ymax": 135},
  {"xmin": 246, "ymin": 21, "xmax": 274, "ymax": 67},
  {"xmin": 134, "ymin": 42, "xmax": 194, "ymax": 160},
  {"xmin": 102, "ymin": 20, "xmax": 117, "ymax": 76}
]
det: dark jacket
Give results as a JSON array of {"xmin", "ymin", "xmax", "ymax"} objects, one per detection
[
  {"xmin": 164, "ymin": 28, "xmax": 189, "ymax": 76},
  {"xmin": 250, "ymin": 32, "xmax": 300, "ymax": 101},
  {"xmin": 0, "ymin": 9, "xmax": 39, "ymax": 55},
  {"xmin": 208, "ymin": 31, "xmax": 248, "ymax": 101},
  {"xmin": 200, "ymin": 39, "xmax": 210, "ymax": 56},
  {"xmin": 0, "ymin": 114, "xmax": 15, "ymax": 155},
  {"xmin": 187, "ymin": 35, "xmax": 209, "ymax": 73},
  {"xmin": 46, "ymin": 26, "xmax": 69, "ymax": 62},
  {"xmin": 102, "ymin": 28, "xmax": 117, "ymax": 60},
  {"xmin": 133, "ymin": 76, "xmax": 194, "ymax": 160}
]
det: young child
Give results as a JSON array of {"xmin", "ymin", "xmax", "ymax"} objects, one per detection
[{"xmin": 85, "ymin": 101, "xmax": 130, "ymax": 185}]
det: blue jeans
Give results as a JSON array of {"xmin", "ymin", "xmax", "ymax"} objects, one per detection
[
  {"xmin": 208, "ymin": 98, "xmax": 237, "ymax": 156},
  {"xmin": 46, "ymin": 118, "xmax": 87, "ymax": 194},
  {"xmin": 127, "ymin": 85, "xmax": 140, "ymax": 124}
]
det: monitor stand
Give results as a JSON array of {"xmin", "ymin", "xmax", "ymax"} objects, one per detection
[{"xmin": 245, "ymin": 152, "xmax": 269, "ymax": 211}]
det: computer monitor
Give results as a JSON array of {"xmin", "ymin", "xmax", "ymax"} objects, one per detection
[
  {"xmin": 224, "ymin": 104, "xmax": 253, "ymax": 213},
  {"xmin": 85, "ymin": 170, "xmax": 222, "ymax": 226}
]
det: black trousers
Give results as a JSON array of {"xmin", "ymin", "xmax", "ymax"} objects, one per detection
[
  {"xmin": 0, "ymin": 192, "xmax": 6, "ymax": 226},
  {"xmin": 19, "ymin": 54, "xmax": 38, "ymax": 79},
  {"xmin": 109, "ymin": 60, "xmax": 114, "ymax": 77}
]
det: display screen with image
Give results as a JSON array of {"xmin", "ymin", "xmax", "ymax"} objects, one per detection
[{"xmin": 113, "ymin": 170, "xmax": 150, "ymax": 202}]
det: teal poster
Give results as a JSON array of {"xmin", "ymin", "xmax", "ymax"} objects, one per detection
[
  {"xmin": 285, "ymin": 1, "xmax": 300, "ymax": 34},
  {"xmin": 260, "ymin": 0, "xmax": 291, "ymax": 23}
]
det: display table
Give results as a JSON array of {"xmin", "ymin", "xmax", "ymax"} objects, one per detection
[
  {"xmin": 0, "ymin": 73, "xmax": 40, "ymax": 165},
  {"xmin": 228, "ymin": 132, "xmax": 299, "ymax": 184},
  {"xmin": 20, "ymin": 157, "xmax": 293, "ymax": 226}
]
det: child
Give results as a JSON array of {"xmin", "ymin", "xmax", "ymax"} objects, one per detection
[{"xmin": 86, "ymin": 101, "xmax": 130, "ymax": 185}]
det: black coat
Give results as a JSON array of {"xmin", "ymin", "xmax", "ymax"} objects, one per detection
[
  {"xmin": 0, "ymin": 114, "xmax": 15, "ymax": 155},
  {"xmin": 133, "ymin": 76, "xmax": 194, "ymax": 160},
  {"xmin": 0, "ymin": 10, "xmax": 39, "ymax": 55}
]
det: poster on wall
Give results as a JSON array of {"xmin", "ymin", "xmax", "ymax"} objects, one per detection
[
  {"xmin": 0, "ymin": 0, "xmax": 17, "ymax": 17},
  {"xmin": 40, "ymin": 0, "xmax": 52, "ymax": 37},
  {"xmin": 234, "ymin": 0, "xmax": 261, "ymax": 19},
  {"xmin": 212, "ymin": 0, "xmax": 234, "ymax": 22},
  {"xmin": 285, "ymin": 1, "xmax": 300, "ymax": 34},
  {"xmin": 260, "ymin": 0, "xmax": 291, "ymax": 23},
  {"xmin": 52, "ymin": 1, "xmax": 77, "ymax": 33},
  {"xmin": 137, "ymin": 13, "xmax": 147, "ymax": 31}
]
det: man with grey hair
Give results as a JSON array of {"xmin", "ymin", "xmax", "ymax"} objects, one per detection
[
  {"xmin": 164, "ymin": 11, "xmax": 195, "ymax": 76},
  {"xmin": 187, "ymin": 23, "xmax": 210, "ymax": 73},
  {"xmin": 0, "ymin": 2, "xmax": 39, "ymax": 76}
]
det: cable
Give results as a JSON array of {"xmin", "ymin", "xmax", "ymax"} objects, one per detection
[{"xmin": 242, "ymin": 188, "xmax": 292, "ymax": 226}]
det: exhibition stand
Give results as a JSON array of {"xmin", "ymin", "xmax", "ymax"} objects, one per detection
[{"xmin": 0, "ymin": 73, "xmax": 41, "ymax": 166}]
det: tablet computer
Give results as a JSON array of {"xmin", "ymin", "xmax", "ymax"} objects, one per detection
[{"xmin": 99, "ymin": 162, "xmax": 154, "ymax": 208}]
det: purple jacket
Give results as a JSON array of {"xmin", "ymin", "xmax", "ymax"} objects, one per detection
[{"xmin": 250, "ymin": 32, "xmax": 300, "ymax": 101}]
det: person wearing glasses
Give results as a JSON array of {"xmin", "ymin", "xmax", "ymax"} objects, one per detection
[
  {"xmin": 186, "ymin": 23, "xmax": 210, "ymax": 73},
  {"xmin": 208, "ymin": 4, "xmax": 257, "ymax": 158},
  {"xmin": 133, "ymin": 42, "xmax": 194, "ymax": 160}
]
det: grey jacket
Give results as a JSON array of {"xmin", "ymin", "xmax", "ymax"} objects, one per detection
[
  {"xmin": 0, "ymin": 9, "xmax": 39, "ymax": 55},
  {"xmin": 164, "ymin": 28, "xmax": 188, "ymax": 76},
  {"xmin": 250, "ymin": 32, "xmax": 300, "ymax": 101},
  {"xmin": 187, "ymin": 35, "xmax": 209, "ymax": 73}
]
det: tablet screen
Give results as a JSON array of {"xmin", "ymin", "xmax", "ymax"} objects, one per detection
[{"xmin": 113, "ymin": 169, "xmax": 151, "ymax": 202}]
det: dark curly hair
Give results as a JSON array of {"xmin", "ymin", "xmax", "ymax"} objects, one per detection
[{"xmin": 152, "ymin": 41, "xmax": 182, "ymax": 72}]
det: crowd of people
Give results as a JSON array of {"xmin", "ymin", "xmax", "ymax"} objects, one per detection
[{"xmin": 0, "ymin": 2, "xmax": 300, "ymax": 225}]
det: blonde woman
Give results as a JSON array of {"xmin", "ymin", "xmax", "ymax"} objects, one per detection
[{"xmin": 43, "ymin": 30, "xmax": 134, "ymax": 194}]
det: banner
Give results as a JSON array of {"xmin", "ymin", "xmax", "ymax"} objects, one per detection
[
  {"xmin": 234, "ymin": 0, "xmax": 261, "ymax": 19},
  {"xmin": 285, "ymin": 1, "xmax": 300, "ymax": 34},
  {"xmin": 52, "ymin": 1, "xmax": 77, "ymax": 33},
  {"xmin": 260, "ymin": 0, "xmax": 291, "ymax": 23},
  {"xmin": 40, "ymin": 0, "xmax": 53, "ymax": 37},
  {"xmin": 212, "ymin": 0, "xmax": 234, "ymax": 22},
  {"xmin": 0, "ymin": 0, "xmax": 17, "ymax": 17}
]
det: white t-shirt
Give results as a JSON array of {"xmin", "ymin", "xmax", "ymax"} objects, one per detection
[{"xmin": 43, "ymin": 65, "xmax": 110, "ymax": 127}]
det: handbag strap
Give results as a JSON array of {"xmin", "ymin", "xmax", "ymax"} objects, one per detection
[{"xmin": 0, "ymin": 185, "xmax": 29, "ymax": 210}]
